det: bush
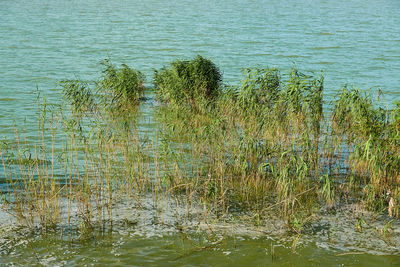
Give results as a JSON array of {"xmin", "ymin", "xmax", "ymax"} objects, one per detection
[
  {"xmin": 154, "ymin": 55, "xmax": 222, "ymax": 109},
  {"xmin": 98, "ymin": 60, "xmax": 145, "ymax": 110},
  {"xmin": 61, "ymin": 80, "xmax": 95, "ymax": 115}
]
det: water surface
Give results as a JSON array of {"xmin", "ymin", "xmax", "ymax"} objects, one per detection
[{"xmin": 1, "ymin": 0, "xmax": 400, "ymax": 265}]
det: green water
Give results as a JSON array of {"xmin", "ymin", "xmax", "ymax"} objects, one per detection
[
  {"xmin": 1, "ymin": 0, "xmax": 400, "ymax": 265},
  {"xmin": 1, "ymin": 231, "xmax": 400, "ymax": 266}
]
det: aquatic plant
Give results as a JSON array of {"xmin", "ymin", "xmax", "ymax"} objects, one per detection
[
  {"xmin": 332, "ymin": 88, "xmax": 400, "ymax": 216},
  {"xmin": 154, "ymin": 55, "xmax": 222, "ymax": 111},
  {"xmin": 61, "ymin": 80, "xmax": 95, "ymax": 116},
  {"xmin": 98, "ymin": 59, "xmax": 145, "ymax": 111},
  {"xmin": 2, "ymin": 56, "xmax": 400, "ymax": 242},
  {"xmin": 236, "ymin": 68, "xmax": 280, "ymax": 112}
]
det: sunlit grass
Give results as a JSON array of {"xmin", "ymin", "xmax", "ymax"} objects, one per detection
[{"xmin": 1, "ymin": 56, "xmax": 399, "ymax": 236}]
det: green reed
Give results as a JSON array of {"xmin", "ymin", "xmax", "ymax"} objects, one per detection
[
  {"xmin": 154, "ymin": 55, "xmax": 222, "ymax": 112},
  {"xmin": 155, "ymin": 56, "xmax": 398, "ymax": 228},
  {"xmin": 1, "ymin": 56, "xmax": 399, "ymax": 238}
]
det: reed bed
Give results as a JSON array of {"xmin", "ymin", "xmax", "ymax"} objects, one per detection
[{"xmin": 0, "ymin": 56, "xmax": 399, "ymax": 236}]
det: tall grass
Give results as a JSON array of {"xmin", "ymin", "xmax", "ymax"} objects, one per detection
[
  {"xmin": 98, "ymin": 60, "xmax": 145, "ymax": 110},
  {"xmin": 1, "ymin": 56, "xmax": 399, "ymax": 237},
  {"xmin": 154, "ymin": 55, "xmax": 222, "ymax": 112},
  {"xmin": 154, "ymin": 56, "xmax": 398, "ymax": 227}
]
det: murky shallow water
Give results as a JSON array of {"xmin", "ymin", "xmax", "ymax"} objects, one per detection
[
  {"xmin": 1, "ymin": 194, "xmax": 400, "ymax": 266},
  {"xmin": 1, "ymin": 0, "xmax": 400, "ymax": 265},
  {"xmin": 1, "ymin": 232, "xmax": 399, "ymax": 266},
  {"xmin": 1, "ymin": 190, "xmax": 400, "ymax": 266}
]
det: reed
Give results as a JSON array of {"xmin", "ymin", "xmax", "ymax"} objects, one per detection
[
  {"xmin": 154, "ymin": 55, "xmax": 222, "ymax": 112},
  {"xmin": 1, "ymin": 56, "xmax": 399, "ymax": 238},
  {"xmin": 99, "ymin": 59, "xmax": 145, "ymax": 110}
]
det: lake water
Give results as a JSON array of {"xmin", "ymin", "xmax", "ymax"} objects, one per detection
[
  {"xmin": 1, "ymin": 0, "xmax": 400, "ymax": 265},
  {"xmin": 1, "ymin": 231, "xmax": 399, "ymax": 266}
]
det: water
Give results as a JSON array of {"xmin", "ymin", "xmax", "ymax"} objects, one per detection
[
  {"xmin": 1, "ymin": 0, "xmax": 400, "ymax": 265},
  {"xmin": 1, "ymin": 0, "xmax": 400, "ymax": 132},
  {"xmin": 1, "ymin": 232, "xmax": 400, "ymax": 266}
]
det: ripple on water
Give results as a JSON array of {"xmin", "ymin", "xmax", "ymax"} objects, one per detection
[
  {"xmin": 311, "ymin": 46, "xmax": 341, "ymax": 50},
  {"xmin": 319, "ymin": 32, "xmax": 335, "ymax": 36},
  {"xmin": 1, "ymin": 0, "xmax": 400, "ymax": 264}
]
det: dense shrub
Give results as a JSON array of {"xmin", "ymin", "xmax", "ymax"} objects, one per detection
[
  {"xmin": 98, "ymin": 60, "xmax": 145, "ymax": 110},
  {"xmin": 154, "ymin": 55, "xmax": 222, "ymax": 110}
]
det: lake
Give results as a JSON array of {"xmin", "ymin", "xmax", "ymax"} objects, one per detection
[{"xmin": 1, "ymin": 0, "xmax": 400, "ymax": 265}]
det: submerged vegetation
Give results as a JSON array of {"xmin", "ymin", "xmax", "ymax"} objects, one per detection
[{"xmin": 0, "ymin": 56, "xmax": 399, "ymax": 238}]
